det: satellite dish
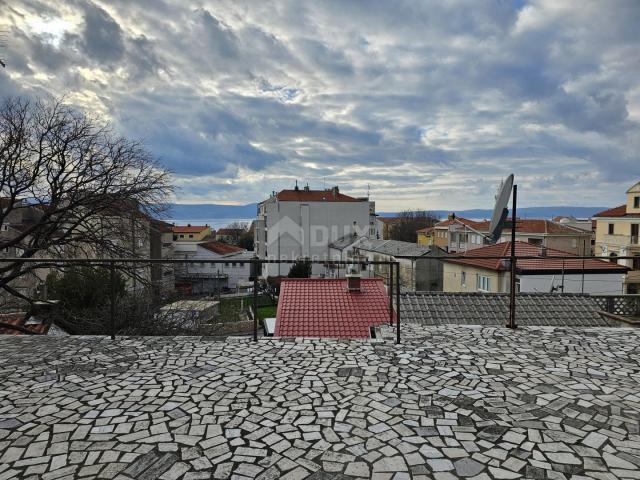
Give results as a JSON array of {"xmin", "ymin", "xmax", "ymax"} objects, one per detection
[{"xmin": 488, "ymin": 174, "xmax": 514, "ymax": 243}]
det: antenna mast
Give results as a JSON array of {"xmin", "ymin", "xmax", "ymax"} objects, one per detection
[{"xmin": 0, "ymin": 30, "xmax": 7, "ymax": 68}]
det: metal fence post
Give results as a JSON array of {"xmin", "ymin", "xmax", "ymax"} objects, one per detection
[
  {"xmin": 109, "ymin": 261, "xmax": 116, "ymax": 340},
  {"xmin": 253, "ymin": 260, "xmax": 258, "ymax": 342},
  {"xmin": 389, "ymin": 261, "xmax": 394, "ymax": 325},
  {"xmin": 507, "ymin": 184, "xmax": 517, "ymax": 329},
  {"xmin": 396, "ymin": 262, "xmax": 400, "ymax": 344}
]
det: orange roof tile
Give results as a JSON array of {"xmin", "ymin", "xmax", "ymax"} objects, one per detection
[{"xmin": 199, "ymin": 241, "xmax": 244, "ymax": 255}]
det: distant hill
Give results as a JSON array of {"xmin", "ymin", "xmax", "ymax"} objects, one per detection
[
  {"xmin": 165, "ymin": 203, "xmax": 608, "ymax": 221},
  {"xmin": 166, "ymin": 203, "xmax": 257, "ymax": 219},
  {"xmin": 377, "ymin": 206, "xmax": 608, "ymax": 220}
]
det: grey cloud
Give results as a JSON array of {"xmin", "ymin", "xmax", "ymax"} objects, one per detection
[{"xmin": 80, "ymin": 2, "xmax": 125, "ymax": 62}]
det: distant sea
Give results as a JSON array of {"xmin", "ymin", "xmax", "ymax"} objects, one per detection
[{"xmin": 167, "ymin": 218, "xmax": 254, "ymax": 230}]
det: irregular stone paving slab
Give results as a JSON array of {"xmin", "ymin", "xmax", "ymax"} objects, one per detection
[{"xmin": 0, "ymin": 325, "xmax": 639, "ymax": 479}]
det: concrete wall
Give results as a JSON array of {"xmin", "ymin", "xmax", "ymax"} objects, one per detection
[{"xmin": 443, "ymin": 263, "xmax": 508, "ymax": 293}]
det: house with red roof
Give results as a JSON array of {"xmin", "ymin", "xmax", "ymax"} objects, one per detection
[
  {"xmin": 274, "ymin": 277, "xmax": 391, "ymax": 339},
  {"xmin": 433, "ymin": 215, "xmax": 592, "ymax": 255},
  {"xmin": 173, "ymin": 224, "xmax": 212, "ymax": 241},
  {"xmin": 442, "ymin": 241, "xmax": 628, "ymax": 295},
  {"xmin": 593, "ymin": 180, "xmax": 640, "ymax": 293},
  {"xmin": 0, "ymin": 312, "xmax": 68, "ymax": 336}
]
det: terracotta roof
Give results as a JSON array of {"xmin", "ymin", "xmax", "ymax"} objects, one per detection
[
  {"xmin": 151, "ymin": 219, "xmax": 173, "ymax": 233},
  {"xmin": 199, "ymin": 241, "xmax": 244, "ymax": 255},
  {"xmin": 276, "ymin": 189, "xmax": 363, "ymax": 202},
  {"xmin": 593, "ymin": 205, "xmax": 635, "ymax": 218},
  {"xmin": 444, "ymin": 241, "xmax": 629, "ymax": 274},
  {"xmin": 275, "ymin": 278, "xmax": 390, "ymax": 338},
  {"xmin": 0, "ymin": 312, "xmax": 48, "ymax": 335},
  {"xmin": 416, "ymin": 227, "xmax": 434, "ymax": 234},
  {"xmin": 173, "ymin": 225, "xmax": 210, "ymax": 234}
]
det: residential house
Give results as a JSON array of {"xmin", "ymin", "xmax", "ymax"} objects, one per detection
[
  {"xmin": 173, "ymin": 225, "xmax": 212, "ymax": 242},
  {"xmin": 254, "ymin": 185, "xmax": 374, "ymax": 277},
  {"xmin": 553, "ymin": 215, "xmax": 596, "ymax": 254},
  {"xmin": 274, "ymin": 277, "xmax": 391, "ymax": 338},
  {"xmin": 150, "ymin": 219, "xmax": 175, "ymax": 293},
  {"xmin": 593, "ymin": 180, "xmax": 640, "ymax": 293},
  {"xmin": 215, "ymin": 227, "xmax": 245, "ymax": 244},
  {"xmin": 442, "ymin": 241, "xmax": 628, "ymax": 295},
  {"xmin": 416, "ymin": 227, "xmax": 434, "ymax": 246},
  {"xmin": 433, "ymin": 216, "xmax": 591, "ymax": 255},
  {"xmin": 173, "ymin": 241, "xmax": 252, "ymax": 293},
  {"xmin": 432, "ymin": 216, "xmax": 486, "ymax": 252},
  {"xmin": 352, "ymin": 239, "xmax": 445, "ymax": 291}
]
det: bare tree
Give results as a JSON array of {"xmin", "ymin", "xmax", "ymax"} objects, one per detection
[
  {"xmin": 390, "ymin": 210, "xmax": 440, "ymax": 243},
  {"xmin": 0, "ymin": 97, "xmax": 172, "ymax": 305}
]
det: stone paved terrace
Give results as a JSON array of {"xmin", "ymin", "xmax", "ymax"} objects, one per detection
[{"xmin": 1, "ymin": 325, "xmax": 640, "ymax": 480}]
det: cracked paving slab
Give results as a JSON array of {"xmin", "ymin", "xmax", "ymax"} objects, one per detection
[{"xmin": 0, "ymin": 325, "xmax": 639, "ymax": 479}]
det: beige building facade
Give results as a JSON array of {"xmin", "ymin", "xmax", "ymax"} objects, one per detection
[{"xmin": 593, "ymin": 181, "xmax": 640, "ymax": 294}]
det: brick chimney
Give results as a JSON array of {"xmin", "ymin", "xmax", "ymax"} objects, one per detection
[
  {"xmin": 331, "ymin": 186, "xmax": 339, "ymax": 199},
  {"xmin": 346, "ymin": 264, "xmax": 361, "ymax": 292}
]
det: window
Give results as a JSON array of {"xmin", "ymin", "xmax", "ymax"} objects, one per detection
[
  {"xmin": 572, "ymin": 239, "xmax": 577, "ymax": 248},
  {"xmin": 635, "ymin": 196, "xmax": 640, "ymax": 209},
  {"xmin": 179, "ymin": 234, "xmax": 184, "ymax": 239},
  {"xmin": 633, "ymin": 254, "xmax": 640, "ymax": 270},
  {"xmin": 608, "ymin": 223, "xmax": 614, "ymax": 235},
  {"xmin": 529, "ymin": 238, "xmax": 542, "ymax": 246},
  {"xmin": 460, "ymin": 271, "xmax": 466, "ymax": 287},
  {"xmin": 610, "ymin": 252, "xmax": 618, "ymax": 263},
  {"xmin": 189, "ymin": 234, "xmax": 193, "ymax": 239},
  {"xmin": 476, "ymin": 275, "xmax": 491, "ymax": 292}
]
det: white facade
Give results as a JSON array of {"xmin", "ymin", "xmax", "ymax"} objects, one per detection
[
  {"xmin": 520, "ymin": 273, "xmax": 625, "ymax": 295},
  {"xmin": 173, "ymin": 242, "xmax": 252, "ymax": 289},
  {"xmin": 255, "ymin": 188, "xmax": 373, "ymax": 277}
]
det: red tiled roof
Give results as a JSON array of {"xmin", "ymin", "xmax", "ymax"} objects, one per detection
[
  {"xmin": 416, "ymin": 226, "xmax": 434, "ymax": 234},
  {"xmin": 593, "ymin": 205, "xmax": 634, "ymax": 218},
  {"xmin": 0, "ymin": 312, "xmax": 47, "ymax": 335},
  {"xmin": 474, "ymin": 219, "xmax": 588, "ymax": 235},
  {"xmin": 276, "ymin": 189, "xmax": 363, "ymax": 202},
  {"xmin": 444, "ymin": 241, "xmax": 629, "ymax": 273},
  {"xmin": 275, "ymin": 278, "xmax": 390, "ymax": 338},
  {"xmin": 151, "ymin": 219, "xmax": 173, "ymax": 233},
  {"xmin": 199, "ymin": 241, "xmax": 244, "ymax": 255},
  {"xmin": 174, "ymin": 225, "xmax": 210, "ymax": 234}
]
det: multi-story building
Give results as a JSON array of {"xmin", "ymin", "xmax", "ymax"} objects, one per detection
[
  {"xmin": 173, "ymin": 241, "xmax": 252, "ymax": 293},
  {"xmin": 593, "ymin": 181, "xmax": 640, "ymax": 294},
  {"xmin": 254, "ymin": 185, "xmax": 373, "ymax": 277},
  {"xmin": 173, "ymin": 225, "xmax": 212, "ymax": 242}
]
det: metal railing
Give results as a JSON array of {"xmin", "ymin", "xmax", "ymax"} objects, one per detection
[
  {"xmin": 1, "ymin": 254, "xmax": 640, "ymax": 342},
  {"xmin": 0, "ymin": 257, "xmax": 403, "ymax": 343}
]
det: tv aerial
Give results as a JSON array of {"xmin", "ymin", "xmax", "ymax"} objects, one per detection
[{"xmin": 0, "ymin": 30, "xmax": 7, "ymax": 68}]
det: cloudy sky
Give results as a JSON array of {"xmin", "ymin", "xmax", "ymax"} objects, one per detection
[{"xmin": 1, "ymin": 0, "xmax": 639, "ymax": 210}]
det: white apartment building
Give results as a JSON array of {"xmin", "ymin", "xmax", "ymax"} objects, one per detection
[{"xmin": 255, "ymin": 185, "xmax": 374, "ymax": 277}]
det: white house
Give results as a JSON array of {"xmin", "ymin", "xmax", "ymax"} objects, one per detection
[
  {"xmin": 254, "ymin": 185, "xmax": 374, "ymax": 277},
  {"xmin": 173, "ymin": 241, "xmax": 253, "ymax": 292}
]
